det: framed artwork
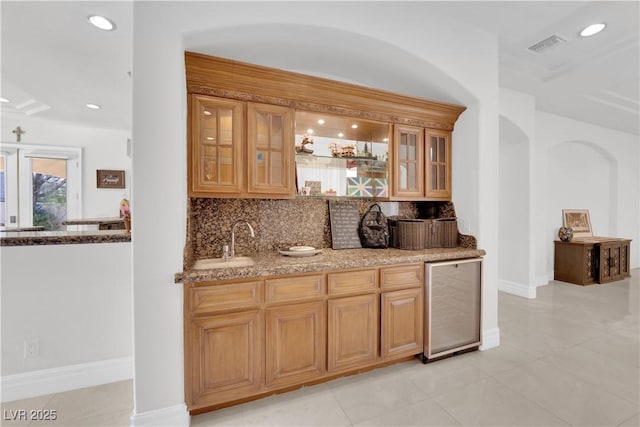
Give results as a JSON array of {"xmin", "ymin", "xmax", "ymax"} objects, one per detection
[
  {"xmin": 305, "ymin": 180, "xmax": 322, "ymax": 196},
  {"xmin": 374, "ymin": 178, "xmax": 388, "ymax": 197},
  {"xmin": 97, "ymin": 170, "xmax": 125, "ymax": 189},
  {"xmin": 562, "ymin": 209, "xmax": 592, "ymax": 238},
  {"xmin": 346, "ymin": 177, "xmax": 373, "ymax": 197}
]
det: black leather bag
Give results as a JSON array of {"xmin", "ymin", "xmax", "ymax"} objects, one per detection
[{"xmin": 359, "ymin": 204, "xmax": 389, "ymax": 248}]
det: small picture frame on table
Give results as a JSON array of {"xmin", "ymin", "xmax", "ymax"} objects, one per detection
[{"xmin": 562, "ymin": 209, "xmax": 592, "ymax": 238}]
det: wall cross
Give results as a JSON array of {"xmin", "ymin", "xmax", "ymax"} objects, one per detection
[{"xmin": 12, "ymin": 126, "xmax": 25, "ymax": 142}]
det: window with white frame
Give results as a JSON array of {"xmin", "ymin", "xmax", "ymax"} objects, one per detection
[{"xmin": 0, "ymin": 143, "xmax": 81, "ymax": 230}]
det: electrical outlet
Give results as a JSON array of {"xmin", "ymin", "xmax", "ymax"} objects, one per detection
[{"xmin": 24, "ymin": 340, "xmax": 39, "ymax": 358}]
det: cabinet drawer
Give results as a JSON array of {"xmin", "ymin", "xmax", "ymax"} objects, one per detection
[
  {"xmin": 380, "ymin": 263, "xmax": 424, "ymax": 290},
  {"xmin": 190, "ymin": 281, "xmax": 262, "ymax": 315},
  {"xmin": 265, "ymin": 275, "xmax": 325, "ymax": 303},
  {"xmin": 328, "ymin": 269, "xmax": 378, "ymax": 296}
]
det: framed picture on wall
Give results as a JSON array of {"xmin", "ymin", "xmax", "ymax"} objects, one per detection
[
  {"xmin": 562, "ymin": 209, "xmax": 593, "ymax": 238},
  {"xmin": 97, "ymin": 170, "xmax": 125, "ymax": 189}
]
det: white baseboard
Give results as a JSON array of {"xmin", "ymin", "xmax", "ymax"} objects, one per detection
[
  {"xmin": 480, "ymin": 326, "xmax": 500, "ymax": 350},
  {"xmin": 498, "ymin": 279, "xmax": 537, "ymax": 299},
  {"xmin": 1, "ymin": 357, "xmax": 132, "ymax": 403},
  {"xmin": 535, "ymin": 274, "xmax": 550, "ymax": 287},
  {"xmin": 130, "ymin": 403, "xmax": 190, "ymax": 427}
]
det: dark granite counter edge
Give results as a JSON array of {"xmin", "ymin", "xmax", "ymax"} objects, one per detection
[
  {"xmin": 0, "ymin": 230, "xmax": 131, "ymax": 246},
  {"xmin": 62, "ymin": 218, "xmax": 124, "ymax": 225},
  {"xmin": 176, "ymin": 247, "xmax": 486, "ymax": 284}
]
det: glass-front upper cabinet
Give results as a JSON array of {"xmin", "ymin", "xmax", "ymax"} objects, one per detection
[
  {"xmin": 247, "ymin": 103, "xmax": 295, "ymax": 197},
  {"xmin": 392, "ymin": 125, "xmax": 424, "ymax": 199},
  {"xmin": 294, "ymin": 111, "xmax": 390, "ymax": 198},
  {"xmin": 189, "ymin": 95, "xmax": 244, "ymax": 196},
  {"xmin": 425, "ymin": 130, "xmax": 451, "ymax": 200}
]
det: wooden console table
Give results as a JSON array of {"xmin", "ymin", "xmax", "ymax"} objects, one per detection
[{"xmin": 554, "ymin": 238, "xmax": 631, "ymax": 285}]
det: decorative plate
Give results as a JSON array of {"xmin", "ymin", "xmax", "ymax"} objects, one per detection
[
  {"xmin": 288, "ymin": 246, "xmax": 316, "ymax": 252},
  {"xmin": 279, "ymin": 249, "xmax": 322, "ymax": 257}
]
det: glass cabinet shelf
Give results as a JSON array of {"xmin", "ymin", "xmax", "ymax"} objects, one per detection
[{"xmin": 294, "ymin": 111, "xmax": 390, "ymax": 198}]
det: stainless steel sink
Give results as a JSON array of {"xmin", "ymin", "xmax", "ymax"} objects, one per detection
[{"xmin": 192, "ymin": 256, "xmax": 255, "ymax": 270}]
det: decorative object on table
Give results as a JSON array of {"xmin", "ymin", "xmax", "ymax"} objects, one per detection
[
  {"xmin": 324, "ymin": 188, "xmax": 337, "ymax": 196},
  {"xmin": 120, "ymin": 197, "xmax": 131, "ymax": 232},
  {"xmin": 328, "ymin": 142, "xmax": 343, "ymax": 157},
  {"xmin": 359, "ymin": 203, "xmax": 389, "ymax": 248},
  {"xmin": 341, "ymin": 144, "xmax": 356, "ymax": 157},
  {"xmin": 97, "ymin": 169, "xmax": 125, "ymax": 189},
  {"xmin": 295, "ymin": 134, "xmax": 314, "ymax": 154},
  {"xmin": 328, "ymin": 201, "xmax": 362, "ymax": 249},
  {"xmin": 305, "ymin": 180, "xmax": 321, "ymax": 196},
  {"xmin": 558, "ymin": 226, "xmax": 574, "ymax": 242},
  {"xmin": 562, "ymin": 209, "xmax": 592, "ymax": 238},
  {"xmin": 347, "ymin": 177, "xmax": 373, "ymax": 197},
  {"xmin": 329, "ymin": 142, "xmax": 358, "ymax": 158},
  {"xmin": 299, "ymin": 186, "xmax": 312, "ymax": 196},
  {"xmin": 374, "ymin": 178, "xmax": 388, "ymax": 197}
]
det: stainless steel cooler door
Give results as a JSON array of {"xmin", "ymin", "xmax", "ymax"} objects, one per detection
[{"xmin": 425, "ymin": 258, "xmax": 482, "ymax": 359}]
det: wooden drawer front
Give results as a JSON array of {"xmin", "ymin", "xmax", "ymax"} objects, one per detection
[
  {"xmin": 191, "ymin": 281, "xmax": 262, "ymax": 315},
  {"xmin": 380, "ymin": 263, "xmax": 424, "ymax": 290},
  {"xmin": 265, "ymin": 275, "xmax": 325, "ymax": 304},
  {"xmin": 328, "ymin": 269, "xmax": 378, "ymax": 296}
]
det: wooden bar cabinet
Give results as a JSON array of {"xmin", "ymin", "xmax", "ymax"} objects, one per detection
[{"xmin": 554, "ymin": 238, "xmax": 631, "ymax": 285}]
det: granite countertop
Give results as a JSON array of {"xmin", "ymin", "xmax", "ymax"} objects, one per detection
[
  {"xmin": 0, "ymin": 226, "xmax": 46, "ymax": 232},
  {"xmin": 0, "ymin": 229, "xmax": 131, "ymax": 246},
  {"xmin": 62, "ymin": 217, "xmax": 124, "ymax": 225},
  {"xmin": 176, "ymin": 246, "xmax": 485, "ymax": 284}
]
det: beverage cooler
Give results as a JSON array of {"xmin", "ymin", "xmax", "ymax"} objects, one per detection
[{"xmin": 421, "ymin": 258, "xmax": 482, "ymax": 363}]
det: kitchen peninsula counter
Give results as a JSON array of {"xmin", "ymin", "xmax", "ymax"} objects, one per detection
[
  {"xmin": 177, "ymin": 246, "xmax": 485, "ymax": 284},
  {"xmin": 0, "ymin": 229, "xmax": 131, "ymax": 246}
]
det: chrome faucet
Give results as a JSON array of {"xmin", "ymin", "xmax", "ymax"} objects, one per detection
[{"xmin": 229, "ymin": 220, "xmax": 255, "ymax": 259}]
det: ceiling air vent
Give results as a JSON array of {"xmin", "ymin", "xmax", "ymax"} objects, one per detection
[{"xmin": 528, "ymin": 34, "xmax": 567, "ymax": 54}]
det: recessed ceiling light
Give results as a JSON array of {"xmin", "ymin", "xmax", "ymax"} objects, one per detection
[
  {"xmin": 86, "ymin": 103, "xmax": 101, "ymax": 110},
  {"xmin": 88, "ymin": 15, "xmax": 116, "ymax": 31},
  {"xmin": 317, "ymin": 119, "xmax": 325, "ymax": 125},
  {"xmin": 0, "ymin": 97, "xmax": 10, "ymax": 103},
  {"xmin": 338, "ymin": 133, "xmax": 344, "ymax": 138},
  {"xmin": 383, "ymin": 138, "xmax": 389, "ymax": 142},
  {"xmin": 351, "ymin": 124, "xmax": 358, "ymax": 129},
  {"xmin": 306, "ymin": 128, "xmax": 314, "ymax": 134},
  {"xmin": 580, "ymin": 23, "xmax": 606, "ymax": 37}
]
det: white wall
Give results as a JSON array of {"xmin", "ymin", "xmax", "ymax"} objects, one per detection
[
  {"xmin": 498, "ymin": 90, "xmax": 639, "ymax": 293},
  {"xmin": 536, "ymin": 111, "xmax": 640, "ymax": 279},
  {"xmin": 1, "ymin": 114, "xmax": 131, "ymax": 218},
  {"xmin": 0, "ymin": 243, "xmax": 132, "ymax": 401},
  {"xmin": 131, "ymin": 2, "xmax": 499, "ymax": 425},
  {"xmin": 497, "ymin": 89, "xmax": 538, "ymax": 297},
  {"xmin": 499, "ymin": 118, "xmax": 531, "ymax": 292}
]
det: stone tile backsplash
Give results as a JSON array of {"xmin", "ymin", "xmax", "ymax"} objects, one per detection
[{"xmin": 187, "ymin": 198, "xmax": 419, "ymax": 261}]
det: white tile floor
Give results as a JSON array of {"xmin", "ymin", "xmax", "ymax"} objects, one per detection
[{"xmin": 3, "ymin": 270, "xmax": 638, "ymax": 427}]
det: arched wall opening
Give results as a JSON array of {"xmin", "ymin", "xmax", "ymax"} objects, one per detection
[
  {"xmin": 498, "ymin": 115, "xmax": 532, "ymax": 295},
  {"xmin": 184, "ymin": 22, "xmax": 485, "ymax": 246},
  {"xmin": 129, "ymin": 4, "xmax": 502, "ymax": 420},
  {"xmin": 547, "ymin": 140, "xmax": 618, "ymax": 278}
]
